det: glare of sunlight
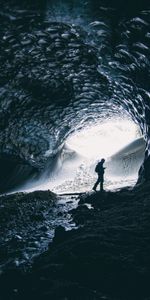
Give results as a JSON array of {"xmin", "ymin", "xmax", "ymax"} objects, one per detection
[
  {"xmin": 66, "ymin": 118, "xmax": 140, "ymax": 159},
  {"xmin": 11, "ymin": 117, "xmax": 142, "ymax": 195}
]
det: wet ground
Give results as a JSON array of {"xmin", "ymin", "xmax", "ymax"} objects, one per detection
[
  {"xmin": 0, "ymin": 190, "xmax": 78, "ymax": 272},
  {"xmin": 1, "ymin": 183, "xmax": 150, "ymax": 299}
]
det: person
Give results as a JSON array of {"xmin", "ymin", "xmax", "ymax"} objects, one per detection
[{"xmin": 93, "ymin": 158, "xmax": 105, "ymax": 192}]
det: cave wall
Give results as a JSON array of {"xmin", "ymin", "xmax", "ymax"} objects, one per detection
[{"xmin": 0, "ymin": 0, "xmax": 150, "ymax": 191}]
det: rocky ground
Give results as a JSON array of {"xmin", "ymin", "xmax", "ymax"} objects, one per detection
[
  {"xmin": 0, "ymin": 190, "xmax": 77, "ymax": 272},
  {"xmin": 1, "ymin": 183, "xmax": 150, "ymax": 300}
]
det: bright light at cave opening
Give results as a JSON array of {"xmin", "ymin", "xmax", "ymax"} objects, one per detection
[
  {"xmin": 15, "ymin": 117, "xmax": 143, "ymax": 194},
  {"xmin": 66, "ymin": 118, "xmax": 140, "ymax": 160}
]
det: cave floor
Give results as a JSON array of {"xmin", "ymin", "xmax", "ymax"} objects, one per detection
[{"xmin": 0, "ymin": 183, "xmax": 150, "ymax": 300}]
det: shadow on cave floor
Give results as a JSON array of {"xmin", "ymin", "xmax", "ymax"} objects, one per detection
[{"xmin": 0, "ymin": 182, "xmax": 150, "ymax": 300}]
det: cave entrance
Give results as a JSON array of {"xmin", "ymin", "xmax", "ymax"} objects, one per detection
[
  {"xmin": 50, "ymin": 116, "xmax": 145, "ymax": 193},
  {"xmin": 66, "ymin": 118, "xmax": 141, "ymax": 159},
  {"xmin": 13, "ymin": 115, "xmax": 145, "ymax": 194}
]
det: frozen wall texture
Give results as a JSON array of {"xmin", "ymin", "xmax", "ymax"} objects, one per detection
[{"xmin": 0, "ymin": 0, "xmax": 150, "ymax": 191}]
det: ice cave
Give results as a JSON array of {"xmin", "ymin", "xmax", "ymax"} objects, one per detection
[{"xmin": 0, "ymin": 0, "xmax": 150, "ymax": 299}]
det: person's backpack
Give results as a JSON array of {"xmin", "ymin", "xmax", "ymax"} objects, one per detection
[{"xmin": 95, "ymin": 163, "xmax": 99, "ymax": 173}]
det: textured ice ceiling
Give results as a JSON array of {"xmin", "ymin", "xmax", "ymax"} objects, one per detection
[{"xmin": 0, "ymin": 0, "xmax": 150, "ymax": 192}]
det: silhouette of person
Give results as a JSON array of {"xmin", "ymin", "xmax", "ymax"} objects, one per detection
[{"xmin": 93, "ymin": 158, "xmax": 105, "ymax": 192}]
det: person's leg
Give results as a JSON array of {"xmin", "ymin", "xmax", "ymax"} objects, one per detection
[
  {"xmin": 93, "ymin": 177, "xmax": 100, "ymax": 191},
  {"xmin": 100, "ymin": 179, "xmax": 104, "ymax": 191}
]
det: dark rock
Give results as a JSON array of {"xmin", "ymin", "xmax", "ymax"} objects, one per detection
[
  {"xmin": 15, "ymin": 183, "xmax": 150, "ymax": 299},
  {"xmin": 71, "ymin": 204, "xmax": 94, "ymax": 225},
  {"xmin": 30, "ymin": 212, "xmax": 45, "ymax": 222},
  {"xmin": 40, "ymin": 225, "xmax": 48, "ymax": 232},
  {"xmin": 57, "ymin": 211, "xmax": 63, "ymax": 217},
  {"xmin": 53, "ymin": 225, "xmax": 66, "ymax": 243}
]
